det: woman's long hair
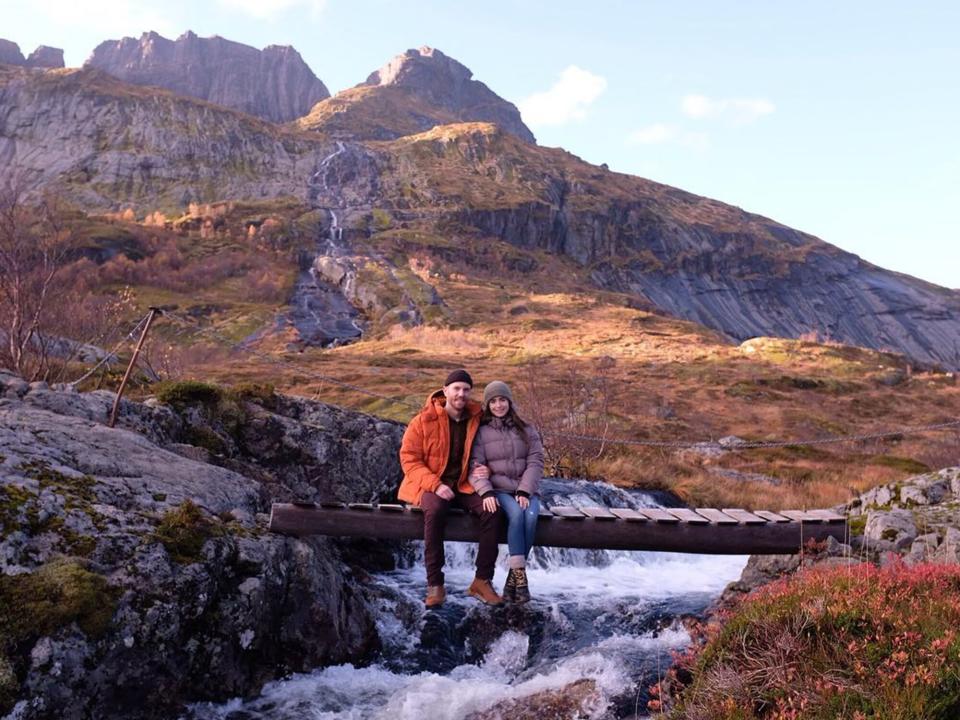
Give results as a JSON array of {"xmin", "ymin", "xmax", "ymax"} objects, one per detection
[{"xmin": 481, "ymin": 399, "xmax": 527, "ymax": 430}]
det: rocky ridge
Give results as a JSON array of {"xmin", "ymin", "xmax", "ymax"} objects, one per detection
[
  {"xmin": 298, "ymin": 46, "xmax": 535, "ymax": 142},
  {"xmin": 0, "ymin": 40, "xmax": 64, "ymax": 69},
  {"xmin": 85, "ymin": 31, "xmax": 329, "ymax": 123},
  {"xmin": 0, "ymin": 372, "xmax": 405, "ymax": 719}
]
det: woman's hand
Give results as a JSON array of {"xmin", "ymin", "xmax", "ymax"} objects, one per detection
[
  {"xmin": 470, "ymin": 465, "xmax": 490, "ymax": 482},
  {"xmin": 517, "ymin": 495, "xmax": 529, "ymax": 510},
  {"xmin": 482, "ymin": 495, "xmax": 499, "ymax": 513}
]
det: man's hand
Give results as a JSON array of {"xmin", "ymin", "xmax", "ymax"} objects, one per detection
[
  {"xmin": 435, "ymin": 484, "xmax": 455, "ymax": 501},
  {"xmin": 517, "ymin": 495, "xmax": 530, "ymax": 510},
  {"xmin": 470, "ymin": 465, "xmax": 490, "ymax": 482},
  {"xmin": 482, "ymin": 495, "xmax": 499, "ymax": 513}
]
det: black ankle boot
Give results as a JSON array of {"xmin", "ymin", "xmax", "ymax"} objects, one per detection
[
  {"xmin": 502, "ymin": 568, "xmax": 517, "ymax": 603},
  {"xmin": 513, "ymin": 567, "xmax": 530, "ymax": 604}
]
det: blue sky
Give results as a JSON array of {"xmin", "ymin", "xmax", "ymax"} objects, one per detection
[{"xmin": 4, "ymin": 0, "xmax": 958, "ymax": 288}]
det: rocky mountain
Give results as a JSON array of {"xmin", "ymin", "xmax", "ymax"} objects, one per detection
[
  {"xmin": 0, "ymin": 373, "xmax": 405, "ymax": 718},
  {"xmin": 0, "ymin": 39, "xmax": 64, "ymax": 68},
  {"xmin": 85, "ymin": 31, "xmax": 329, "ymax": 123},
  {"xmin": 1, "ymin": 54, "xmax": 958, "ymax": 370},
  {"xmin": 297, "ymin": 46, "xmax": 535, "ymax": 142}
]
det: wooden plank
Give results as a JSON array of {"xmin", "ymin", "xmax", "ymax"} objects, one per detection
[
  {"xmin": 537, "ymin": 505, "xmax": 555, "ymax": 518},
  {"xmin": 610, "ymin": 508, "xmax": 649, "ymax": 522},
  {"xmin": 754, "ymin": 510, "xmax": 792, "ymax": 523},
  {"xmin": 268, "ymin": 502, "xmax": 849, "ymax": 554},
  {"xmin": 779, "ymin": 510, "xmax": 824, "ymax": 524},
  {"xmin": 580, "ymin": 507, "xmax": 617, "ymax": 521},
  {"xmin": 806, "ymin": 509, "xmax": 847, "ymax": 524},
  {"xmin": 694, "ymin": 508, "xmax": 739, "ymax": 525},
  {"xmin": 408, "ymin": 505, "xmax": 424, "ymax": 514},
  {"xmin": 348, "ymin": 503, "xmax": 374, "ymax": 511},
  {"xmin": 638, "ymin": 508, "xmax": 681, "ymax": 524},
  {"xmin": 378, "ymin": 504, "xmax": 405, "ymax": 513},
  {"xmin": 664, "ymin": 508, "xmax": 710, "ymax": 525},
  {"xmin": 721, "ymin": 508, "xmax": 768, "ymax": 525},
  {"xmin": 548, "ymin": 506, "xmax": 586, "ymax": 520}
]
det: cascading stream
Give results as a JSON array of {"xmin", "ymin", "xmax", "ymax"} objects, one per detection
[
  {"xmin": 186, "ymin": 480, "xmax": 748, "ymax": 719},
  {"xmin": 285, "ymin": 141, "xmax": 362, "ymax": 347}
]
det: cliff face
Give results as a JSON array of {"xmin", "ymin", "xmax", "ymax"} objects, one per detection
[
  {"xmin": 85, "ymin": 31, "xmax": 329, "ymax": 123},
  {"xmin": 298, "ymin": 46, "xmax": 535, "ymax": 142},
  {"xmin": 0, "ymin": 373, "xmax": 405, "ymax": 718},
  {"xmin": 0, "ymin": 65, "xmax": 339, "ymax": 209}
]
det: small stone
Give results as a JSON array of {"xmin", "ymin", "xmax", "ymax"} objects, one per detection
[
  {"xmin": 718, "ymin": 435, "xmax": 747, "ymax": 449},
  {"xmin": 28, "ymin": 381, "xmax": 49, "ymax": 392},
  {"xmin": 123, "ymin": 636, "xmax": 135, "ymax": 648},
  {"xmin": 31, "ymin": 637, "xmax": 53, "ymax": 669},
  {"xmin": 239, "ymin": 629, "xmax": 256, "ymax": 650}
]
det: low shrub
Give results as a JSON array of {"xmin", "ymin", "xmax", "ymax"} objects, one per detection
[{"xmin": 665, "ymin": 562, "xmax": 960, "ymax": 719}]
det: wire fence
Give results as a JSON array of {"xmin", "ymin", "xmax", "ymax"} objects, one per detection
[{"xmin": 72, "ymin": 308, "xmax": 958, "ymax": 453}]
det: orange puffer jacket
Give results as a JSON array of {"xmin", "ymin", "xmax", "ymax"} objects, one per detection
[{"xmin": 398, "ymin": 389, "xmax": 483, "ymax": 505}]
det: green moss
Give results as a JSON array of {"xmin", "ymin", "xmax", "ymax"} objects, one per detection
[
  {"xmin": 881, "ymin": 528, "xmax": 899, "ymax": 541},
  {"xmin": 232, "ymin": 382, "xmax": 276, "ymax": 405},
  {"xmin": 0, "ymin": 560, "xmax": 118, "ymax": 694},
  {"xmin": 0, "ymin": 485, "xmax": 33, "ymax": 538},
  {"xmin": 153, "ymin": 500, "xmax": 223, "ymax": 564},
  {"xmin": 848, "ymin": 514, "xmax": 867, "ymax": 536},
  {"xmin": 371, "ymin": 208, "xmax": 393, "ymax": 231},
  {"xmin": 153, "ymin": 380, "xmax": 225, "ymax": 407}
]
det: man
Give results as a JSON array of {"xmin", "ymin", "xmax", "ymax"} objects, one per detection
[{"xmin": 398, "ymin": 369, "xmax": 503, "ymax": 608}]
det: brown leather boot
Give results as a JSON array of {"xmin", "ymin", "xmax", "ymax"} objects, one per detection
[
  {"xmin": 425, "ymin": 585, "xmax": 446, "ymax": 608},
  {"xmin": 467, "ymin": 577, "xmax": 504, "ymax": 606}
]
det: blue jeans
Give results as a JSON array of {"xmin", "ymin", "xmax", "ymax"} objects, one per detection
[{"xmin": 496, "ymin": 492, "xmax": 540, "ymax": 560}]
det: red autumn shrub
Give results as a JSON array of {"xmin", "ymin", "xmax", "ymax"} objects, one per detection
[{"xmin": 666, "ymin": 561, "xmax": 960, "ymax": 719}]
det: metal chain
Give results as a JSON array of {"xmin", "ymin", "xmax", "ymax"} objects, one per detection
[
  {"xmin": 67, "ymin": 311, "xmax": 153, "ymax": 387},
  {"xmin": 159, "ymin": 311, "xmax": 959, "ymax": 449}
]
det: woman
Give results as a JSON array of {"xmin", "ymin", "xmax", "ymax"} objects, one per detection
[{"xmin": 468, "ymin": 380, "xmax": 544, "ymax": 603}]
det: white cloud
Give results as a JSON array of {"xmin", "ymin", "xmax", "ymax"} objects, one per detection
[
  {"xmin": 681, "ymin": 94, "xmax": 775, "ymax": 125},
  {"xmin": 628, "ymin": 124, "xmax": 708, "ymax": 150},
  {"xmin": 218, "ymin": 0, "xmax": 327, "ymax": 20},
  {"xmin": 33, "ymin": 0, "xmax": 178, "ymax": 36},
  {"xmin": 519, "ymin": 65, "xmax": 607, "ymax": 128}
]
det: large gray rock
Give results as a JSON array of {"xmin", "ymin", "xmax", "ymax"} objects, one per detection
[
  {"xmin": 360, "ymin": 46, "xmax": 535, "ymax": 143},
  {"xmin": 85, "ymin": 30, "xmax": 329, "ymax": 122},
  {"xmin": 864, "ymin": 509, "xmax": 917, "ymax": 551},
  {"xmin": 0, "ymin": 380, "xmax": 402, "ymax": 719}
]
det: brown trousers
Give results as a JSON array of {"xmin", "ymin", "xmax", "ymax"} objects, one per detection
[{"xmin": 420, "ymin": 490, "xmax": 499, "ymax": 586}]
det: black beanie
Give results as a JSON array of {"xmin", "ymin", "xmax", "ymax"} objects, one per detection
[{"xmin": 444, "ymin": 369, "xmax": 473, "ymax": 387}]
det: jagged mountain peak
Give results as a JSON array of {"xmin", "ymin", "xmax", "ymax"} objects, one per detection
[
  {"xmin": 298, "ymin": 46, "xmax": 535, "ymax": 143},
  {"xmin": 84, "ymin": 30, "xmax": 329, "ymax": 123},
  {"xmin": 0, "ymin": 38, "xmax": 64, "ymax": 68},
  {"xmin": 363, "ymin": 46, "xmax": 473, "ymax": 89}
]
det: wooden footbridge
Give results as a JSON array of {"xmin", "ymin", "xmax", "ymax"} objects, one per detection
[{"xmin": 269, "ymin": 502, "xmax": 848, "ymax": 555}]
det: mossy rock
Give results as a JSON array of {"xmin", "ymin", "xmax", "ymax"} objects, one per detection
[
  {"xmin": 153, "ymin": 500, "xmax": 223, "ymax": 564},
  {"xmin": 232, "ymin": 382, "xmax": 276, "ymax": 406},
  {"xmin": 0, "ymin": 559, "xmax": 117, "ymax": 641}
]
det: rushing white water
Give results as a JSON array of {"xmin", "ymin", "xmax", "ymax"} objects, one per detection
[{"xmin": 186, "ymin": 483, "xmax": 748, "ymax": 720}]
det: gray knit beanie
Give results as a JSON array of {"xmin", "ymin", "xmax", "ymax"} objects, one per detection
[{"xmin": 483, "ymin": 380, "xmax": 513, "ymax": 409}]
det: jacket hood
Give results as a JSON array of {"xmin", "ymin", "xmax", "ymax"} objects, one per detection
[{"xmin": 423, "ymin": 388, "xmax": 482, "ymax": 418}]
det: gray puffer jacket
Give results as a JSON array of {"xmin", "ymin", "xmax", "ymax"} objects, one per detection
[{"xmin": 468, "ymin": 417, "xmax": 544, "ymax": 497}]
